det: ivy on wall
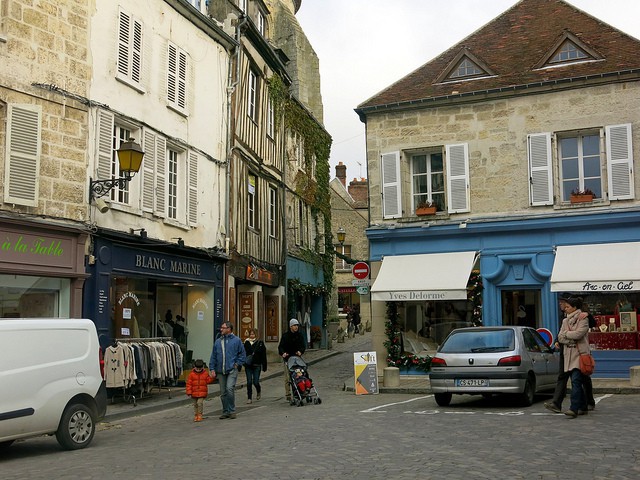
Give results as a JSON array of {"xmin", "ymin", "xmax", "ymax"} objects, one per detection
[{"xmin": 268, "ymin": 74, "xmax": 334, "ymax": 317}]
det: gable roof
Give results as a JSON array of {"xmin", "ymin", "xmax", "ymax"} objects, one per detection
[{"xmin": 356, "ymin": 0, "xmax": 640, "ymax": 116}]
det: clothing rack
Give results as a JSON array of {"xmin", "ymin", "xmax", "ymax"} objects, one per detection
[{"xmin": 106, "ymin": 337, "xmax": 180, "ymax": 406}]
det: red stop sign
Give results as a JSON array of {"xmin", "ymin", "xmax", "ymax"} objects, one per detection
[{"xmin": 352, "ymin": 262, "xmax": 370, "ymax": 279}]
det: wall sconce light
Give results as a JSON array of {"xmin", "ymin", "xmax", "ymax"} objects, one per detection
[
  {"xmin": 173, "ymin": 237, "xmax": 185, "ymax": 247},
  {"xmin": 459, "ymin": 221, "xmax": 468, "ymax": 229},
  {"xmin": 89, "ymin": 138, "xmax": 145, "ymax": 202},
  {"xmin": 336, "ymin": 227, "xmax": 346, "ymax": 245},
  {"xmin": 94, "ymin": 197, "xmax": 109, "ymax": 213},
  {"xmin": 131, "ymin": 228, "xmax": 147, "ymax": 239}
]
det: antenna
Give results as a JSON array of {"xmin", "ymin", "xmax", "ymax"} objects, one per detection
[{"xmin": 357, "ymin": 161, "xmax": 362, "ymax": 178}]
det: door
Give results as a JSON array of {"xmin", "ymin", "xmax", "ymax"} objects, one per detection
[{"xmin": 501, "ymin": 289, "xmax": 541, "ymax": 328}]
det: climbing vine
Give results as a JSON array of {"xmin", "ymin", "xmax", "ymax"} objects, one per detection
[{"xmin": 269, "ymin": 74, "xmax": 334, "ymax": 304}]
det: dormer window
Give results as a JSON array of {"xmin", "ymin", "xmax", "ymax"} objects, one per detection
[
  {"xmin": 449, "ymin": 58, "xmax": 484, "ymax": 79},
  {"xmin": 549, "ymin": 41, "xmax": 589, "ymax": 63}
]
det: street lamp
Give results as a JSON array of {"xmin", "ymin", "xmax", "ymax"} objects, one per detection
[
  {"xmin": 89, "ymin": 138, "xmax": 145, "ymax": 201},
  {"xmin": 336, "ymin": 227, "xmax": 346, "ymax": 245}
]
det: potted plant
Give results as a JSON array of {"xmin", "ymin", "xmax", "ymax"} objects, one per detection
[
  {"xmin": 415, "ymin": 200, "xmax": 437, "ymax": 216},
  {"xmin": 570, "ymin": 188, "xmax": 595, "ymax": 204}
]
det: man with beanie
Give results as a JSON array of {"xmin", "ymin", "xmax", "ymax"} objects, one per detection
[{"xmin": 278, "ymin": 318, "xmax": 306, "ymax": 400}]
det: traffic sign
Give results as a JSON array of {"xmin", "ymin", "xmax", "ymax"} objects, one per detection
[
  {"xmin": 352, "ymin": 261, "xmax": 370, "ymax": 279},
  {"xmin": 352, "ymin": 279, "xmax": 371, "ymax": 287},
  {"xmin": 356, "ymin": 286, "xmax": 369, "ymax": 295}
]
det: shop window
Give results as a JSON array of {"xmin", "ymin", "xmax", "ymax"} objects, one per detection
[{"xmin": 0, "ymin": 275, "xmax": 70, "ymax": 318}]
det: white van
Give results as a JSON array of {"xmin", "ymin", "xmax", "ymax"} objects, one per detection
[{"xmin": 0, "ymin": 318, "xmax": 107, "ymax": 450}]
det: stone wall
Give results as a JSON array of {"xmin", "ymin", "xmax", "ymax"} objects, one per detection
[{"xmin": 365, "ymin": 82, "xmax": 640, "ymax": 223}]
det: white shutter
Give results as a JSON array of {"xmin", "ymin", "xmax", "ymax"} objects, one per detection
[
  {"xmin": 167, "ymin": 44, "xmax": 177, "ymax": 105},
  {"xmin": 178, "ymin": 50, "xmax": 187, "ymax": 110},
  {"xmin": 142, "ymin": 130, "xmax": 155, "ymax": 212},
  {"xmin": 446, "ymin": 143, "xmax": 470, "ymax": 213},
  {"xmin": 117, "ymin": 11, "xmax": 130, "ymax": 77},
  {"xmin": 4, "ymin": 104, "xmax": 41, "ymax": 206},
  {"xmin": 131, "ymin": 19, "xmax": 142, "ymax": 83},
  {"xmin": 96, "ymin": 110, "xmax": 114, "ymax": 182},
  {"xmin": 155, "ymin": 137, "xmax": 166, "ymax": 217},
  {"xmin": 187, "ymin": 151, "xmax": 198, "ymax": 226},
  {"xmin": 381, "ymin": 151, "xmax": 401, "ymax": 219},
  {"xmin": 528, "ymin": 133, "xmax": 553, "ymax": 206},
  {"xmin": 606, "ymin": 124, "xmax": 634, "ymax": 200}
]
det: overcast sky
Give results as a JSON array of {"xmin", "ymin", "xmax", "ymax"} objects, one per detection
[{"xmin": 296, "ymin": 0, "xmax": 640, "ymax": 182}]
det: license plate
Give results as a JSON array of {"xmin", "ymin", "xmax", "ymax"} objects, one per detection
[{"xmin": 455, "ymin": 379, "xmax": 489, "ymax": 387}]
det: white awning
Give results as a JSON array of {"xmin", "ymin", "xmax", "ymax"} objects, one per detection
[
  {"xmin": 550, "ymin": 242, "xmax": 640, "ymax": 292},
  {"xmin": 371, "ymin": 251, "xmax": 477, "ymax": 302}
]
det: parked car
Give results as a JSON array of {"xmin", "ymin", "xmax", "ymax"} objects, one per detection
[
  {"xmin": 429, "ymin": 326, "xmax": 560, "ymax": 406},
  {"xmin": 0, "ymin": 319, "xmax": 107, "ymax": 450}
]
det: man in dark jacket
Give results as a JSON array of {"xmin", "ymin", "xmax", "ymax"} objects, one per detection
[{"xmin": 278, "ymin": 318, "xmax": 306, "ymax": 400}]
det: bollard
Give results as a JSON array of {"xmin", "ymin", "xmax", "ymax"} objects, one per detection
[
  {"xmin": 383, "ymin": 366, "xmax": 400, "ymax": 387},
  {"xmin": 630, "ymin": 366, "xmax": 640, "ymax": 387}
]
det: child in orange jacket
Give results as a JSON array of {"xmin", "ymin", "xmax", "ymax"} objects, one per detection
[{"xmin": 186, "ymin": 359, "xmax": 214, "ymax": 422}]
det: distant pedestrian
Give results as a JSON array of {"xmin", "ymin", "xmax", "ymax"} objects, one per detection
[
  {"xmin": 186, "ymin": 359, "xmax": 213, "ymax": 422},
  {"xmin": 244, "ymin": 328, "xmax": 267, "ymax": 404},
  {"xmin": 209, "ymin": 322, "xmax": 245, "ymax": 419},
  {"xmin": 278, "ymin": 318, "xmax": 306, "ymax": 400}
]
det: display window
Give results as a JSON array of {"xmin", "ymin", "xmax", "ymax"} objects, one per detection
[
  {"xmin": 581, "ymin": 293, "xmax": 640, "ymax": 350},
  {"xmin": 0, "ymin": 275, "xmax": 70, "ymax": 318}
]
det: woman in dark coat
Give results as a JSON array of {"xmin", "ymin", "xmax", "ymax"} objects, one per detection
[{"xmin": 244, "ymin": 328, "xmax": 267, "ymax": 404}]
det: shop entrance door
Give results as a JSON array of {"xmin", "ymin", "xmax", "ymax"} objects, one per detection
[{"xmin": 501, "ymin": 289, "xmax": 541, "ymax": 329}]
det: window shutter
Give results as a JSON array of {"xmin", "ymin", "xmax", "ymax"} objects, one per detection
[
  {"xmin": 178, "ymin": 50, "xmax": 187, "ymax": 110},
  {"xmin": 606, "ymin": 124, "xmax": 634, "ymax": 200},
  {"xmin": 527, "ymin": 133, "xmax": 553, "ymax": 206},
  {"xmin": 142, "ymin": 130, "xmax": 156, "ymax": 212},
  {"xmin": 96, "ymin": 110, "xmax": 114, "ymax": 182},
  {"xmin": 188, "ymin": 151, "xmax": 198, "ymax": 226},
  {"xmin": 131, "ymin": 19, "xmax": 142, "ymax": 83},
  {"xmin": 5, "ymin": 104, "xmax": 41, "ymax": 206},
  {"xmin": 117, "ymin": 11, "xmax": 130, "ymax": 77},
  {"xmin": 155, "ymin": 137, "xmax": 166, "ymax": 217},
  {"xmin": 381, "ymin": 151, "xmax": 401, "ymax": 219},
  {"xmin": 445, "ymin": 143, "xmax": 470, "ymax": 213},
  {"xmin": 167, "ymin": 44, "xmax": 177, "ymax": 104}
]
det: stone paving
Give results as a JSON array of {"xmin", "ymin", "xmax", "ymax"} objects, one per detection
[{"xmin": 104, "ymin": 331, "xmax": 640, "ymax": 421}]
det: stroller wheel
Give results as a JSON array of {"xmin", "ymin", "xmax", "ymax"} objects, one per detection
[
  {"xmin": 306, "ymin": 396, "xmax": 312, "ymax": 403},
  {"xmin": 296, "ymin": 399, "xmax": 303, "ymax": 407},
  {"xmin": 316, "ymin": 398, "xmax": 322, "ymax": 405}
]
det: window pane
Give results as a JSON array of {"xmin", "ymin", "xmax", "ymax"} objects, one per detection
[
  {"xmin": 562, "ymin": 180, "xmax": 578, "ymax": 200},
  {"xmin": 431, "ymin": 153, "xmax": 443, "ymax": 172},
  {"xmin": 413, "ymin": 175, "xmax": 428, "ymax": 194},
  {"xmin": 562, "ymin": 158, "xmax": 579, "ymax": 179},
  {"xmin": 431, "ymin": 172, "xmax": 444, "ymax": 192},
  {"xmin": 560, "ymin": 137, "xmax": 578, "ymax": 158},
  {"xmin": 582, "ymin": 135, "xmax": 599, "ymax": 156},
  {"xmin": 412, "ymin": 155, "xmax": 427, "ymax": 174},
  {"xmin": 583, "ymin": 156, "xmax": 600, "ymax": 177},
  {"xmin": 583, "ymin": 179, "xmax": 601, "ymax": 197}
]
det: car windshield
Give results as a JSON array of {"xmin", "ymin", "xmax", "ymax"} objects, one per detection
[{"xmin": 440, "ymin": 329, "xmax": 515, "ymax": 353}]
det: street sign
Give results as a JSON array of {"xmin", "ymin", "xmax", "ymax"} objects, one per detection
[
  {"xmin": 352, "ymin": 279, "xmax": 371, "ymax": 287},
  {"xmin": 352, "ymin": 261, "xmax": 370, "ymax": 279},
  {"xmin": 356, "ymin": 286, "xmax": 369, "ymax": 295}
]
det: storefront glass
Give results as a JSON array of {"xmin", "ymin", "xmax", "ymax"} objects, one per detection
[
  {"xmin": 581, "ymin": 292, "xmax": 640, "ymax": 350},
  {"xmin": 0, "ymin": 274, "xmax": 70, "ymax": 318}
]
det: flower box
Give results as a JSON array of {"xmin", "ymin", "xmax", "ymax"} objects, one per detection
[
  {"xmin": 415, "ymin": 206, "xmax": 437, "ymax": 216},
  {"xmin": 570, "ymin": 194, "xmax": 594, "ymax": 204}
]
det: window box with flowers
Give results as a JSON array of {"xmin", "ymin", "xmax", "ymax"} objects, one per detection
[
  {"xmin": 415, "ymin": 200, "xmax": 437, "ymax": 216},
  {"xmin": 569, "ymin": 188, "xmax": 595, "ymax": 204}
]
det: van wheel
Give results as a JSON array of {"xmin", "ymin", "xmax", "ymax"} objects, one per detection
[
  {"xmin": 55, "ymin": 403, "xmax": 96, "ymax": 450},
  {"xmin": 0, "ymin": 440, "xmax": 15, "ymax": 450}
]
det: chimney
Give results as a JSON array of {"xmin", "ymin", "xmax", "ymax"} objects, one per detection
[
  {"xmin": 335, "ymin": 162, "xmax": 347, "ymax": 187},
  {"xmin": 348, "ymin": 177, "xmax": 369, "ymax": 204}
]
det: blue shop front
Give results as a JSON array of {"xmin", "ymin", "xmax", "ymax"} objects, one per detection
[
  {"xmin": 368, "ymin": 210, "xmax": 640, "ymax": 378},
  {"xmin": 286, "ymin": 256, "xmax": 326, "ymax": 348},
  {"xmin": 83, "ymin": 230, "xmax": 226, "ymax": 366}
]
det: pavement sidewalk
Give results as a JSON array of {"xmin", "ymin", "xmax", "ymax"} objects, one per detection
[{"xmin": 102, "ymin": 332, "xmax": 640, "ymax": 422}]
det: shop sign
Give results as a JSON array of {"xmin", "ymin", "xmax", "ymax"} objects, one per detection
[
  {"xmin": 338, "ymin": 287, "xmax": 357, "ymax": 293},
  {"xmin": 246, "ymin": 264, "xmax": 275, "ymax": 286},
  {"xmin": 135, "ymin": 255, "xmax": 201, "ymax": 276},
  {"xmin": 578, "ymin": 281, "xmax": 637, "ymax": 292},
  {"xmin": 1, "ymin": 231, "xmax": 72, "ymax": 266}
]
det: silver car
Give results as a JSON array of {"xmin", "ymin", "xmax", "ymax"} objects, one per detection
[{"xmin": 429, "ymin": 326, "xmax": 560, "ymax": 406}]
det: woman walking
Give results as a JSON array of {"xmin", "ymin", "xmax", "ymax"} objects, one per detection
[{"xmin": 244, "ymin": 328, "xmax": 267, "ymax": 404}]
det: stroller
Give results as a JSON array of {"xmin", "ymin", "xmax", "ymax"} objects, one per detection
[{"xmin": 287, "ymin": 356, "xmax": 321, "ymax": 406}]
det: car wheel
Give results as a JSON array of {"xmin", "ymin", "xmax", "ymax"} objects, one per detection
[
  {"xmin": 520, "ymin": 376, "xmax": 535, "ymax": 407},
  {"xmin": 55, "ymin": 403, "xmax": 96, "ymax": 450},
  {"xmin": 434, "ymin": 392, "xmax": 452, "ymax": 407},
  {"xmin": 0, "ymin": 440, "xmax": 15, "ymax": 450}
]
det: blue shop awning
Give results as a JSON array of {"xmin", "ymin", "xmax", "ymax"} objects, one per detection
[{"xmin": 371, "ymin": 251, "xmax": 477, "ymax": 302}]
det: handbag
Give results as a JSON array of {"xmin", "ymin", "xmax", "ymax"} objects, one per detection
[
  {"xmin": 579, "ymin": 353, "xmax": 595, "ymax": 376},
  {"xmin": 245, "ymin": 354, "xmax": 254, "ymax": 366}
]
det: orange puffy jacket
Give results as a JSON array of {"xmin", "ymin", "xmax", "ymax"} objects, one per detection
[{"xmin": 186, "ymin": 369, "xmax": 213, "ymax": 398}]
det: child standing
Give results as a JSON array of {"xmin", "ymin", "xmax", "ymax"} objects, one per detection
[{"xmin": 186, "ymin": 359, "xmax": 214, "ymax": 422}]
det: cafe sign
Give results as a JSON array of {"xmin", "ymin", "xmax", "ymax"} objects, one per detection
[{"xmin": 573, "ymin": 281, "xmax": 638, "ymax": 293}]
